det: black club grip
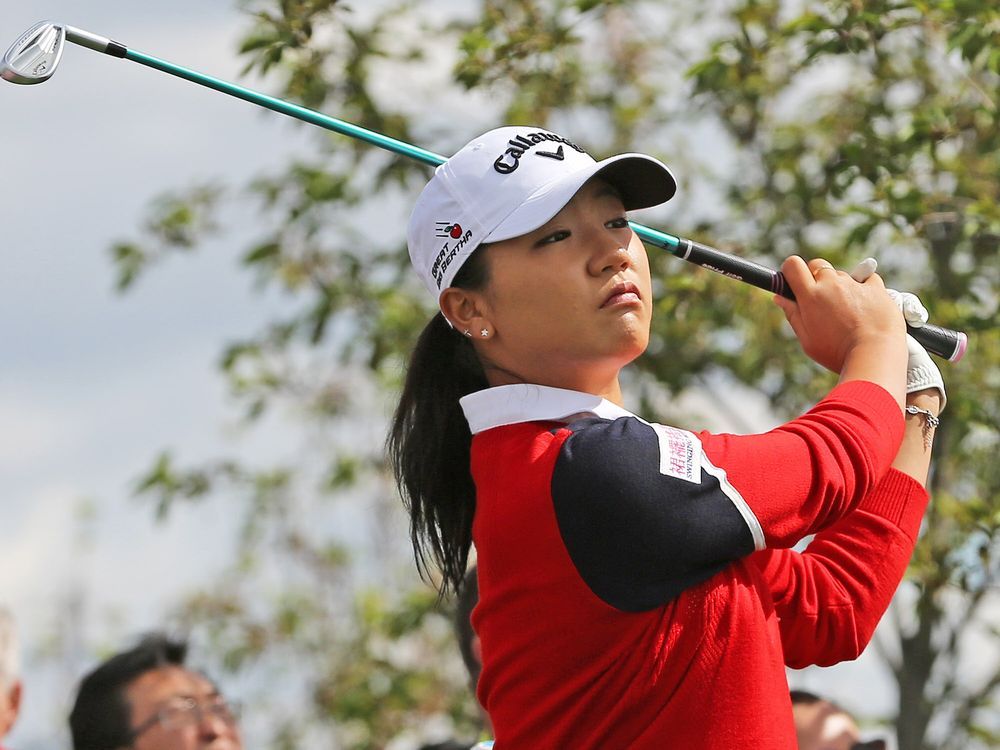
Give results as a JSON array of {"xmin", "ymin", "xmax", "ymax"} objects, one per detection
[{"xmin": 678, "ymin": 239, "xmax": 967, "ymax": 362}]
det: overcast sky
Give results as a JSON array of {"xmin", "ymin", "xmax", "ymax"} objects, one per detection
[{"xmin": 2, "ymin": 3, "xmax": 994, "ymax": 749}]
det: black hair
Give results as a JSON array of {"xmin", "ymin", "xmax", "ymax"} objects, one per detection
[
  {"xmin": 69, "ymin": 633, "xmax": 188, "ymax": 750},
  {"xmin": 454, "ymin": 565, "xmax": 481, "ymax": 690},
  {"xmin": 789, "ymin": 689, "xmax": 823, "ymax": 705},
  {"xmin": 388, "ymin": 247, "xmax": 491, "ymax": 597}
]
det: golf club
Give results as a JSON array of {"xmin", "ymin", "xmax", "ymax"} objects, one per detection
[{"xmin": 2, "ymin": 20, "xmax": 968, "ymax": 362}]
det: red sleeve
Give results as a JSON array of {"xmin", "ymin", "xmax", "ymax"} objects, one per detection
[
  {"xmin": 699, "ymin": 380, "xmax": 904, "ymax": 547},
  {"xmin": 752, "ymin": 468, "xmax": 929, "ymax": 668}
]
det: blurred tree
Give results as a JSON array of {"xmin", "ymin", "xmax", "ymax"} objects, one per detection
[{"xmin": 115, "ymin": 0, "xmax": 998, "ymax": 748}]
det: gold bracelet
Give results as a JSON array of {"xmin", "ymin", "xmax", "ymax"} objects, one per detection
[{"xmin": 905, "ymin": 405, "xmax": 940, "ymax": 449}]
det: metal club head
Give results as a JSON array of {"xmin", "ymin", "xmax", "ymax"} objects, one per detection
[{"xmin": 2, "ymin": 21, "xmax": 66, "ymax": 84}]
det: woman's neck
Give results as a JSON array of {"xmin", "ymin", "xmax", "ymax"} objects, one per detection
[{"xmin": 484, "ymin": 364, "xmax": 625, "ymax": 406}]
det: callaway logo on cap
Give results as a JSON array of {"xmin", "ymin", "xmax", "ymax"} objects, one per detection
[{"xmin": 406, "ymin": 126, "xmax": 678, "ymax": 300}]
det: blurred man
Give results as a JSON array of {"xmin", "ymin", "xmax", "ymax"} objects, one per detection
[
  {"xmin": 419, "ymin": 566, "xmax": 492, "ymax": 750},
  {"xmin": 0, "ymin": 608, "xmax": 22, "ymax": 750},
  {"xmin": 454, "ymin": 567, "xmax": 484, "ymax": 721},
  {"xmin": 453, "ymin": 568, "xmax": 493, "ymax": 749},
  {"xmin": 69, "ymin": 633, "xmax": 241, "ymax": 750},
  {"xmin": 791, "ymin": 690, "xmax": 886, "ymax": 750}
]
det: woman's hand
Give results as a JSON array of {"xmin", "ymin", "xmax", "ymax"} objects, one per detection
[{"xmin": 774, "ymin": 255, "xmax": 906, "ymax": 374}]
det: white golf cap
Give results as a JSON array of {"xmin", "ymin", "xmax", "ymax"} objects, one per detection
[{"xmin": 407, "ymin": 126, "xmax": 677, "ymax": 300}]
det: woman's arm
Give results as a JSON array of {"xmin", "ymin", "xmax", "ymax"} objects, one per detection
[
  {"xmin": 753, "ymin": 388, "xmax": 940, "ymax": 667},
  {"xmin": 697, "ymin": 378, "xmax": 906, "ymax": 549}
]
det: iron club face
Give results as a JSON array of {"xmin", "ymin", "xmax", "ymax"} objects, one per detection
[{"xmin": 1, "ymin": 21, "xmax": 66, "ymax": 84}]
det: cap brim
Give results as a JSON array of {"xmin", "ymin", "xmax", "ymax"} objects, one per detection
[{"xmin": 485, "ymin": 153, "xmax": 676, "ymax": 243}]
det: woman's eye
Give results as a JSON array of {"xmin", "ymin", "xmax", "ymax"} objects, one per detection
[
  {"xmin": 606, "ymin": 216, "xmax": 629, "ymax": 229},
  {"xmin": 538, "ymin": 230, "xmax": 571, "ymax": 246}
]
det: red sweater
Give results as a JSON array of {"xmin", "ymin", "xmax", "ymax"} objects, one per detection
[{"xmin": 462, "ymin": 380, "xmax": 927, "ymax": 748}]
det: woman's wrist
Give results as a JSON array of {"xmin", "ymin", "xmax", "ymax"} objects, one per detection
[
  {"xmin": 839, "ymin": 335, "xmax": 908, "ymax": 406},
  {"xmin": 904, "ymin": 391, "xmax": 941, "ymax": 452},
  {"xmin": 906, "ymin": 389, "xmax": 942, "ymax": 417}
]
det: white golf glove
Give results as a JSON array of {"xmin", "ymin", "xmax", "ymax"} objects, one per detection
[
  {"xmin": 849, "ymin": 258, "xmax": 946, "ymax": 412},
  {"xmin": 887, "ymin": 288, "xmax": 947, "ymax": 412}
]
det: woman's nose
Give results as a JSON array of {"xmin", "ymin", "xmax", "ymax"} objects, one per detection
[{"xmin": 590, "ymin": 243, "xmax": 632, "ymax": 276}]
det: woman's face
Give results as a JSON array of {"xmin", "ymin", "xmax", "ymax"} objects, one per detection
[{"xmin": 473, "ymin": 177, "xmax": 653, "ymax": 395}]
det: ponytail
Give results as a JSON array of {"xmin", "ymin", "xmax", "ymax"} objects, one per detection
[{"xmin": 388, "ymin": 249, "xmax": 490, "ymax": 597}]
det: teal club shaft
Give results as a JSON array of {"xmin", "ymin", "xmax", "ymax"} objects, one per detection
[
  {"xmin": 127, "ymin": 50, "xmax": 693, "ymax": 254},
  {"xmin": 126, "ymin": 48, "xmax": 447, "ymax": 168},
  {"xmin": 127, "ymin": 49, "xmax": 702, "ymax": 268}
]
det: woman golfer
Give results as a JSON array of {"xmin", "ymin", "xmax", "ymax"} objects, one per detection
[{"xmin": 389, "ymin": 126, "xmax": 944, "ymax": 748}]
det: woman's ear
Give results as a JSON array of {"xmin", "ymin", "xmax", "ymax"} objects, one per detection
[{"xmin": 439, "ymin": 287, "xmax": 490, "ymax": 337}]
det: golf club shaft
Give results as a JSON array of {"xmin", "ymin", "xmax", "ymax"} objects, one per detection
[{"xmin": 65, "ymin": 27, "xmax": 967, "ymax": 362}]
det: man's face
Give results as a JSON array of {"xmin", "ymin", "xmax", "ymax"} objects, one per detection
[
  {"xmin": 793, "ymin": 700, "xmax": 860, "ymax": 750},
  {"xmin": 124, "ymin": 666, "xmax": 242, "ymax": 750},
  {"xmin": 0, "ymin": 679, "xmax": 22, "ymax": 739}
]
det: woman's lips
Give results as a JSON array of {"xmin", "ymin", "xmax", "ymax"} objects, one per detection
[{"xmin": 602, "ymin": 281, "xmax": 642, "ymax": 308}]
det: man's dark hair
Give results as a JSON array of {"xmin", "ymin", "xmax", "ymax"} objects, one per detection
[
  {"xmin": 69, "ymin": 633, "xmax": 187, "ymax": 750},
  {"xmin": 789, "ymin": 689, "xmax": 823, "ymax": 705},
  {"xmin": 454, "ymin": 565, "xmax": 481, "ymax": 690}
]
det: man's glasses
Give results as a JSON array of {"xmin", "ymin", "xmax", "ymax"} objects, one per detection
[{"xmin": 129, "ymin": 695, "xmax": 240, "ymax": 740}]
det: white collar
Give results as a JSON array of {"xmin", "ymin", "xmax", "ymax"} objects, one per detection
[{"xmin": 459, "ymin": 384, "xmax": 635, "ymax": 435}]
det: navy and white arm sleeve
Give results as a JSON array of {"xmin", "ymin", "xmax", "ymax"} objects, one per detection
[{"xmin": 551, "ymin": 416, "xmax": 758, "ymax": 612}]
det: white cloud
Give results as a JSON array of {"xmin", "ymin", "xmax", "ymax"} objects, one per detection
[{"xmin": 0, "ymin": 484, "xmax": 77, "ymax": 614}]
